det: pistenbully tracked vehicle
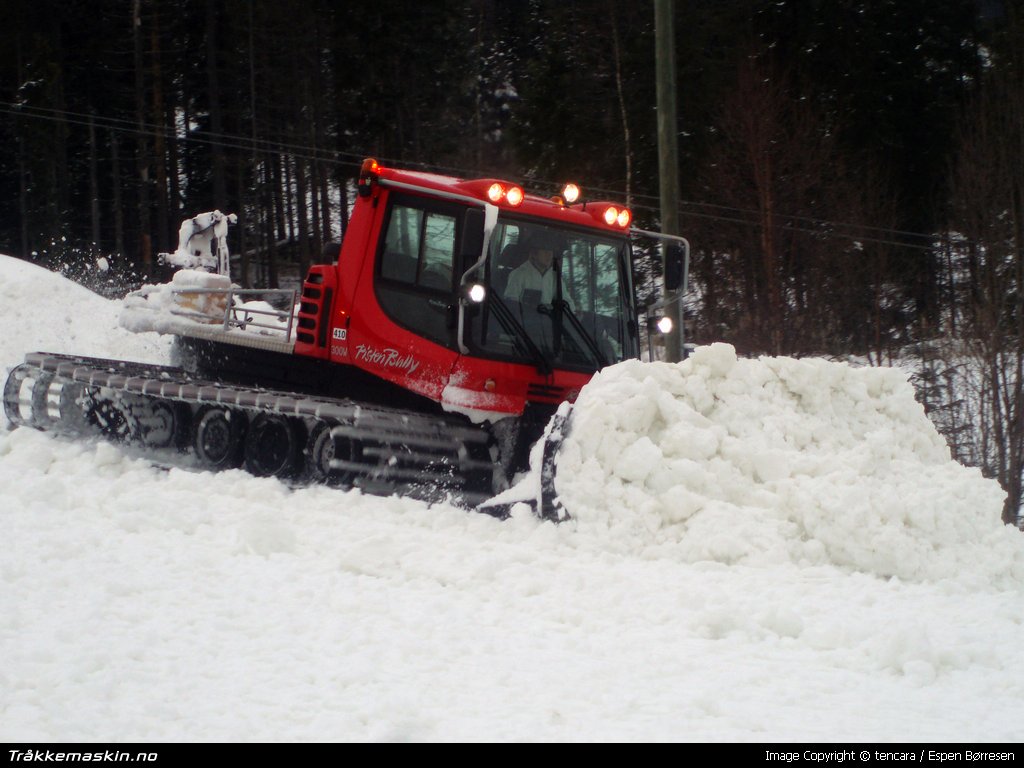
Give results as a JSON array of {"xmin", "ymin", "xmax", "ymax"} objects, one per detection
[{"xmin": 3, "ymin": 159, "xmax": 687, "ymax": 518}]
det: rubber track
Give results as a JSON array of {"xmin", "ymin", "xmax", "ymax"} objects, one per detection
[{"xmin": 5, "ymin": 352, "xmax": 497, "ymax": 505}]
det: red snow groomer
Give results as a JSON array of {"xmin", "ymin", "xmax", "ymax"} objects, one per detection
[{"xmin": 4, "ymin": 159, "xmax": 688, "ymax": 518}]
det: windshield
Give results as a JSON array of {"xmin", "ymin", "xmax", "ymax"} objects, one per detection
[{"xmin": 466, "ymin": 217, "xmax": 638, "ymax": 371}]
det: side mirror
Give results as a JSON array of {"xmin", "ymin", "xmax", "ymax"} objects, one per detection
[{"xmin": 664, "ymin": 243, "xmax": 685, "ymax": 292}]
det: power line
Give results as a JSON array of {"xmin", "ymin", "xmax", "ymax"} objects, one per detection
[{"xmin": 0, "ymin": 100, "xmax": 952, "ymax": 253}]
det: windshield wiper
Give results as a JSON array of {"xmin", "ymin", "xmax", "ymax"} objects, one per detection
[
  {"xmin": 488, "ymin": 295, "xmax": 553, "ymax": 375},
  {"xmin": 548, "ymin": 300, "xmax": 607, "ymax": 368},
  {"xmin": 546, "ymin": 257, "xmax": 606, "ymax": 369}
]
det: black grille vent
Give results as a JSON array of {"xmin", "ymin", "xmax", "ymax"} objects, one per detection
[{"xmin": 527, "ymin": 383, "xmax": 564, "ymax": 402}]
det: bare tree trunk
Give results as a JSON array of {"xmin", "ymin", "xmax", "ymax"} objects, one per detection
[
  {"xmin": 608, "ymin": 5, "xmax": 633, "ymax": 207},
  {"xmin": 265, "ymin": 159, "xmax": 278, "ymax": 288},
  {"xmin": 284, "ymin": 154, "xmax": 295, "ymax": 245},
  {"xmin": 318, "ymin": 161, "xmax": 332, "ymax": 244},
  {"xmin": 111, "ymin": 130, "xmax": 125, "ymax": 259},
  {"xmin": 166, "ymin": 98, "xmax": 181, "ymax": 227},
  {"xmin": 295, "ymin": 156, "xmax": 311, "ymax": 279},
  {"xmin": 236, "ymin": 158, "xmax": 249, "ymax": 287},
  {"xmin": 88, "ymin": 112, "xmax": 101, "ymax": 251},
  {"xmin": 15, "ymin": 43, "xmax": 30, "ymax": 260},
  {"xmin": 18, "ymin": 126, "xmax": 29, "ymax": 259},
  {"xmin": 207, "ymin": 0, "xmax": 226, "ymax": 208},
  {"xmin": 310, "ymin": 158, "xmax": 322, "ymax": 267},
  {"xmin": 756, "ymin": 154, "xmax": 782, "ymax": 355},
  {"xmin": 133, "ymin": 0, "xmax": 152, "ymax": 275},
  {"xmin": 247, "ymin": 1, "xmax": 259, "ymax": 285},
  {"xmin": 272, "ymin": 153, "xmax": 286, "ymax": 244},
  {"xmin": 50, "ymin": 23, "xmax": 70, "ymax": 252},
  {"xmin": 338, "ymin": 172, "xmax": 350, "ymax": 239},
  {"xmin": 151, "ymin": 7, "xmax": 169, "ymax": 252}
]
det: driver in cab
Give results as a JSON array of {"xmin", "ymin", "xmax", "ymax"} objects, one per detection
[{"xmin": 504, "ymin": 231, "xmax": 572, "ymax": 309}]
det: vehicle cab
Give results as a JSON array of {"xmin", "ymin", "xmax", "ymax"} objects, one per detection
[{"xmin": 294, "ymin": 159, "xmax": 675, "ymax": 434}]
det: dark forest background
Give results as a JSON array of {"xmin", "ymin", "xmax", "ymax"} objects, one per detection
[{"xmin": 0, "ymin": 0, "xmax": 1021, "ymax": 521}]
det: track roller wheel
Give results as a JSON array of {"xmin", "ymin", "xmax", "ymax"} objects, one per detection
[
  {"xmin": 136, "ymin": 399, "xmax": 191, "ymax": 450},
  {"xmin": 304, "ymin": 421, "xmax": 335, "ymax": 483},
  {"xmin": 83, "ymin": 388, "xmax": 134, "ymax": 442},
  {"xmin": 244, "ymin": 413, "xmax": 305, "ymax": 479},
  {"xmin": 305, "ymin": 420, "xmax": 355, "ymax": 485},
  {"xmin": 193, "ymin": 406, "xmax": 246, "ymax": 470}
]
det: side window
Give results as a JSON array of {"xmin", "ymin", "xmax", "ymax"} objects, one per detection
[
  {"xmin": 376, "ymin": 197, "xmax": 463, "ymax": 350},
  {"xmin": 382, "ymin": 206, "xmax": 423, "ymax": 282},
  {"xmin": 560, "ymin": 240, "xmax": 620, "ymax": 314},
  {"xmin": 381, "ymin": 205, "xmax": 456, "ymax": 291},
  {"xmin": 488, "ymin": 222, "xmax": 523, "ymax": 300},
  {"xmin": 592, "ymin": 243, "xmax": 621, "ymax": 313}
]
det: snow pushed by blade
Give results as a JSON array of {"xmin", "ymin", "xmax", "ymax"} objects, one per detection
[{"xmin": 556, "ymin": 343, "xmax": 1020, "ymax": 583}]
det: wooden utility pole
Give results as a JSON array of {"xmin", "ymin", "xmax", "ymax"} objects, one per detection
[{"xmin": 655, "ymin": 0, "xmax": 682, "ymax": 361}]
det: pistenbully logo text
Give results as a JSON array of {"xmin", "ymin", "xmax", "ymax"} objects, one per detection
[{"xmin": 353, "ymin": 344, "xmax": 420, "ymax": 374}]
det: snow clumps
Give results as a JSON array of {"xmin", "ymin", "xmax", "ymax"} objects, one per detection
[{"xmin": 555, "ymin": 343, "xmax": 1022, "ymax": 584}]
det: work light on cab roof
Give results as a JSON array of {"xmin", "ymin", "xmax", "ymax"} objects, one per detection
[
  {"xmin": 486, "ymin": 182, "xmax": 524, "ymax": 207},
  {"xmin": 601, "ymin": 205, "xmax": 632, "ymax": 228},
  {"xmin": 357, "ymin": 157, "xmax": 381, "ymax": 196}
]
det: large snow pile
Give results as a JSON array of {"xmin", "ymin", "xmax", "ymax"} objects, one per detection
[
  {"xmin": 0, "ymin": 254, "xmax": 171, "ymax": 414},
  {"xmin": 556, "ymin": 343, "xmax": 1020, "ymax": 584}
]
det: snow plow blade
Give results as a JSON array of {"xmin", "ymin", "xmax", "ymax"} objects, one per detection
[{"xmin": 476, "ymin": 403, "xmax": 572, "ymax": 523}]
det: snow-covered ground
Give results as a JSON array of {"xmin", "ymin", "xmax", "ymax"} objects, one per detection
[{"xmin": 2, "ymin": 253, "xmax": 1023, "ymax": 742}]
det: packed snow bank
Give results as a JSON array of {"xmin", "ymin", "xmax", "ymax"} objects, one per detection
[
  {"xmin": 555, "ymin": 343, "xmax": 1021, "ymax": 584},
  {"xmin": 0, "ymin": 255, "xmax": 171, "ymax": 400},
  {"xmin": 4, "ymin": 425, "xmax": 1024, "ymax": 741}
]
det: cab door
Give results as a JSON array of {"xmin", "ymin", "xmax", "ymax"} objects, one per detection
[
  {"xmin": 341, "ymin": 191, "xmax": 482, "ymax": 404},
  {"xmin": 375, "ymin": 194, "xmax": 462, "ymax": 348}
]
